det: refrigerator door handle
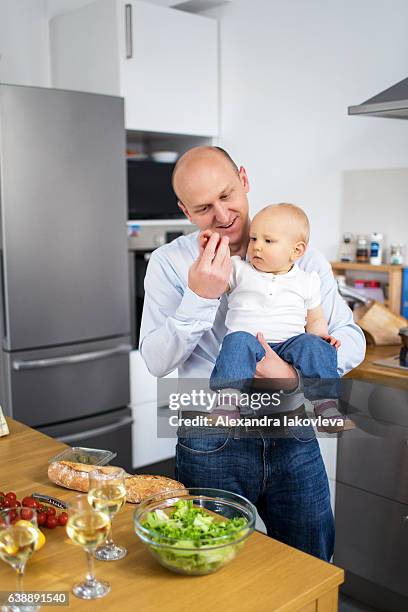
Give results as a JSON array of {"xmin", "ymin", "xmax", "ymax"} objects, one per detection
[
  {"xmin": 57, "ymin": 416, "xmax": 134, "ymax": 443},
  {"xmin": 12, "ymin": 344, "xmax": 132, "ymax": 371}
]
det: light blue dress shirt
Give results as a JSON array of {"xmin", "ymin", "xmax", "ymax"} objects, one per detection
[{"xmin": 140, "ymin": 231, "xmax": 366, "ymax": 380}]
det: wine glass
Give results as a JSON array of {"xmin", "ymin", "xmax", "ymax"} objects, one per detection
[
  {"xmin": 88, "ymin": 467, "xmax": 127, "ymax": 561},
  {"xmin": 65, "ymin": 494, "xmax": 110, "ymax": 600},
  {"xmin": 0, "ymin": 507, "xmax": 39, "ymax": 612}
]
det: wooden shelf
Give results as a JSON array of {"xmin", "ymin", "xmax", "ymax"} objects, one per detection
[
  {"xmin": 331, "ymin": 262, "xmax": 403, "ymax": 273},
  {"xmin": 330, "ymin": 261, "xmax": 403, "ymax": 315}
]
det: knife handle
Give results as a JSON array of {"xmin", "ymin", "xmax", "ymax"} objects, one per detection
[{"xmin": 32, "ymin": 493, "xmax": 67, "ymax": 509}]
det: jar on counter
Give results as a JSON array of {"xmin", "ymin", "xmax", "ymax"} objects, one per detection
[
  {"xmin": 356, "ymin": 235, "xmax": 369, "ymax": 263},
  {"xmin": 390, "ymin": 243, "xmax": 405, "ymax": 265}
]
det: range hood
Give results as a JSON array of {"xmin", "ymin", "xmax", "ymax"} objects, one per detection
[{"xmin": 348, "ymin": 77, "xmax": 408, "ymax": 119}]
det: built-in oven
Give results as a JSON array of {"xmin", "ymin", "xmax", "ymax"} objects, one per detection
[
  {"xmin": 128, "ymin": 220, "xmax": 196, "ymax": 472},
  {"xmin": 128, "ymin": 220, "xmax": 197, "ymax": 348}
]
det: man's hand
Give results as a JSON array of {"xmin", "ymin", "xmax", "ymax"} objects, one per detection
[
  {"xmin": 198, "ymin": 229, "xmax": 213, "ymax": 254},
  {"xmin": 188, "ymin": 231, "xmax": 231, "ymax": 299},
  {"xmin": 254, "ymin": 332, "xmax": 299, "ymax": 391}
]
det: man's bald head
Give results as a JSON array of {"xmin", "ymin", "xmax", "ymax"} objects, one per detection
[{"xmin": 172, "ymin": 146, "xmax": 239, "ymax": 200}]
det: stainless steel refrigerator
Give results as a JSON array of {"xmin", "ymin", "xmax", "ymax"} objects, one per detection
[{"xmin": 0, "ymin": 84, "xmax": 133, "ymax": 470}]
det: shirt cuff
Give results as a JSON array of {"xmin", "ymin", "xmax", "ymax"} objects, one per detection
[{"xmin": 176, "ymin": 287, "xmax": 220, "ymax": 324}]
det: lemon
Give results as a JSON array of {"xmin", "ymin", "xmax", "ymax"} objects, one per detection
[
  {"xmin": 15, "ymin": 520, "xmax": 46, "ymax": 551},
  {"xmin": 0, "ymin": 533, "xmax": 18, "ymax": 555}
]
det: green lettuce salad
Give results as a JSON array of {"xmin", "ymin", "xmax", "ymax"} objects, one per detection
[{"xmin": 141, "ymin": 499, "xmax": 249, "ymax": 574}]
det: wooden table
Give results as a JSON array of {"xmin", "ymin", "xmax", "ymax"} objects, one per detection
[
  {"xmin": 346, "ymin": 345, "xmax": 408, "ymax": 389},
  {"xmin": 0, "ymin": 419, "xmax": 343, "ymax": 611}
]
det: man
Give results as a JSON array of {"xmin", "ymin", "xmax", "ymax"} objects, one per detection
[{"xmin": 139, "ymin": 146, "xmax": 365, "ymax": 561}]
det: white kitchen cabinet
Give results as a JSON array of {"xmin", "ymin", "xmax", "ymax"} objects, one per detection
[{"xmin": 50, "ymin": 0, "xmax": 218, "ymax": 136}]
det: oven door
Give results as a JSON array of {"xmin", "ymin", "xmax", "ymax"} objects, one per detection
[{"xmin": 129, "ymin": 250, "xmax": 152, "ymax": 348}]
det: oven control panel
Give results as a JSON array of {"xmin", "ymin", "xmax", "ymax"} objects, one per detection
[{"xmin": 127, "ymin": 221, "xmax": 197, "ymax": 251}]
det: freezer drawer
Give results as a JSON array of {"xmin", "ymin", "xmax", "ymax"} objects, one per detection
[
  {"xmin": 39, "ymin": 408, "xmax": 133, "ymax": 473},
  {"xmin": 334, "ymin": 482, "xmax": 408, "ymax": 598},
  {"xmin": 4, "ymin": 337, "xmax": 131, "ymax": 426}
]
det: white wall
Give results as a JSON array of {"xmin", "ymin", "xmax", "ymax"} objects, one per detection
[
  {"xmin": 202, "ymin": 0, "xmax": 408, "ymax": 258},
  {"xmin": 0, "ymin": 0, "xmax": 49, "ymax": 86},
  {"xmin": 46, "ymin": 0, "xmax": 97, "ymax": 19},
  {"xmin": 341, "ymin": 168, "xmax": 408, "ymax": 256}
]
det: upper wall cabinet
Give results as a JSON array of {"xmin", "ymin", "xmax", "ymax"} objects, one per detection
[{"xmin": 50, "ymin": 0, "xmax": 218, "ymax": 136}]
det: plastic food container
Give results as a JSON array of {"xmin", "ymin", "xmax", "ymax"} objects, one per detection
[
  {"xmin": 133, "ymin": 488, "xmax": 256, "ymax": 576},
  {"xmin": 48, "ymin": 446, "xmax": 117, "ymax": 465}
]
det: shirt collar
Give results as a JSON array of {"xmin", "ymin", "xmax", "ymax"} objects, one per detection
[{"xmin": 246, "ymin": 259, "xmax": 299, "ymax": 279}]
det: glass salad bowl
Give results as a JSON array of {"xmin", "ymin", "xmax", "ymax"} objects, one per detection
[{"xmin": 133, "ymin": 488, "xmax": 256, "ymax": 576}]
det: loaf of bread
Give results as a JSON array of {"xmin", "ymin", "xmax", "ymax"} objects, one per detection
[{"xmin": 48, "ymin": 461, "xmax": 185, "ymax": 503}]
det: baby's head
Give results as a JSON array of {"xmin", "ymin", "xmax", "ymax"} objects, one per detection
[{"xmin": 248, "ymin": 203, "xmax": 310, "ymax": 273}]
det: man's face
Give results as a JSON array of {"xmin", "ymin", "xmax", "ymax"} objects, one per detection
[{"xmin": 174, "ymin": 154, "xmax": 250, "ymax": 250}]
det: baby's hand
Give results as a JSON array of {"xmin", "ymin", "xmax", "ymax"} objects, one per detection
[{"xmin": 323, "ymin": 335, "xmax": 341, "ymax": 349}]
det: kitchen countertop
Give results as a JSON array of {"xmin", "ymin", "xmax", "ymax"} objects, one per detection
[
  {"xmin": 346, "ymin": 345, "xmax": 408, "ymax": 388},
  {"xmin": 0, "ymin": 418, "xmax": 344, "ymax": 611}
]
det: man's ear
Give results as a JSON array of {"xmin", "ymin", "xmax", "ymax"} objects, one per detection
[
  {"xmin": 291, "ymin": 241, "xmax": 307, "ymax": 261},
  {"xmin": 178, "ymin": 200, "xmax": 192, "ymax": 221},
  {"xmin": 238, "ymin": 166, "xmax": 250, "ymax": 194}
]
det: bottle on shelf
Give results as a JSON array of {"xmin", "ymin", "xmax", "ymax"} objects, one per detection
[
  {"xmin": 356, "ymin": 235, "xmax": 369, "ymax": 263},
  {"xmin": 339, "ymin": 233, "xmax": 355, "ymax": 262},
  {"xmin": 369, "ymin": 232, "xmax": 384, "ymax": 265},
  {"xmin": 389, "ymin": 243, "xmax": 405, "ymax": 265}
]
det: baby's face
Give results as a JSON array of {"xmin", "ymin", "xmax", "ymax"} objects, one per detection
[{"xmin": 247, "ymin": 210, "xmax": 300, "ymax": 273}]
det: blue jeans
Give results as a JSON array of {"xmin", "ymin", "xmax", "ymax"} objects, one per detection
[
  {"xmin": 210, "ymin": 331, "xmax": 339, "ymax": 400},
  {"xmin": 176, "ymin": 427, "xmax": 335, "ymax": 561}
]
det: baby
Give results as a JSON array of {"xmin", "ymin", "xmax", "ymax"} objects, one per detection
[{"xmin": 205, "ymin": 203, "xmax": 353, "ymax": 432}]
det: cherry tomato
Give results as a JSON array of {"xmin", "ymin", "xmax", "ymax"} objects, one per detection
[
  {"xmin": 45, "ymin": 515, "xmax": 58, "ymax": 529},
  {"xmin": 3, "ymin": 499, "xmax": 11, "ymax": 508},
  {"xmin": 58, "ymin": 512, "xmax": 68, "ymax": 526},
  {"xmin": 5, "ymin": 492, "xmax": 17, "ymax": 502},
  {"xmin": 46, "ymin": 507, "xmax": 56, "ymax": 516},
  {"xmin": 15, "ymin": 501, "xmax": 21, "ymax": 507},
  {"xmin": 20, "ymin": 507, "xmax": 34, "ymax": 521},
  {"xmin": 22, "ymin": 496, "xmax": 39, "ymax": 508},
  {"xmin": 38, "ymin": 504, "xmax": 46, "ymax": 513},
  {"xmin": 37, "ymin": 512, "xmax": 47, "ymax": 526}
]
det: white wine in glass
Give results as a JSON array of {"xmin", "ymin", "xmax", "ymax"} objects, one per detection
[
  {"xmin": 65, "ymin": 494, "xmax": 110, "ymax": 600},
  {"xmin": 0, "ymin": 508, "xmax": 39, "ymax": 612},
  {"xmin": 88, "ymin": 468, "xmax": 127, "ymax": 561}
]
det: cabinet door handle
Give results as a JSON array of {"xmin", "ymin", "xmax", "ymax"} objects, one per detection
[{"xmin": 125, "ymin": 4, "xmax": 133, "ymax": 59}]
